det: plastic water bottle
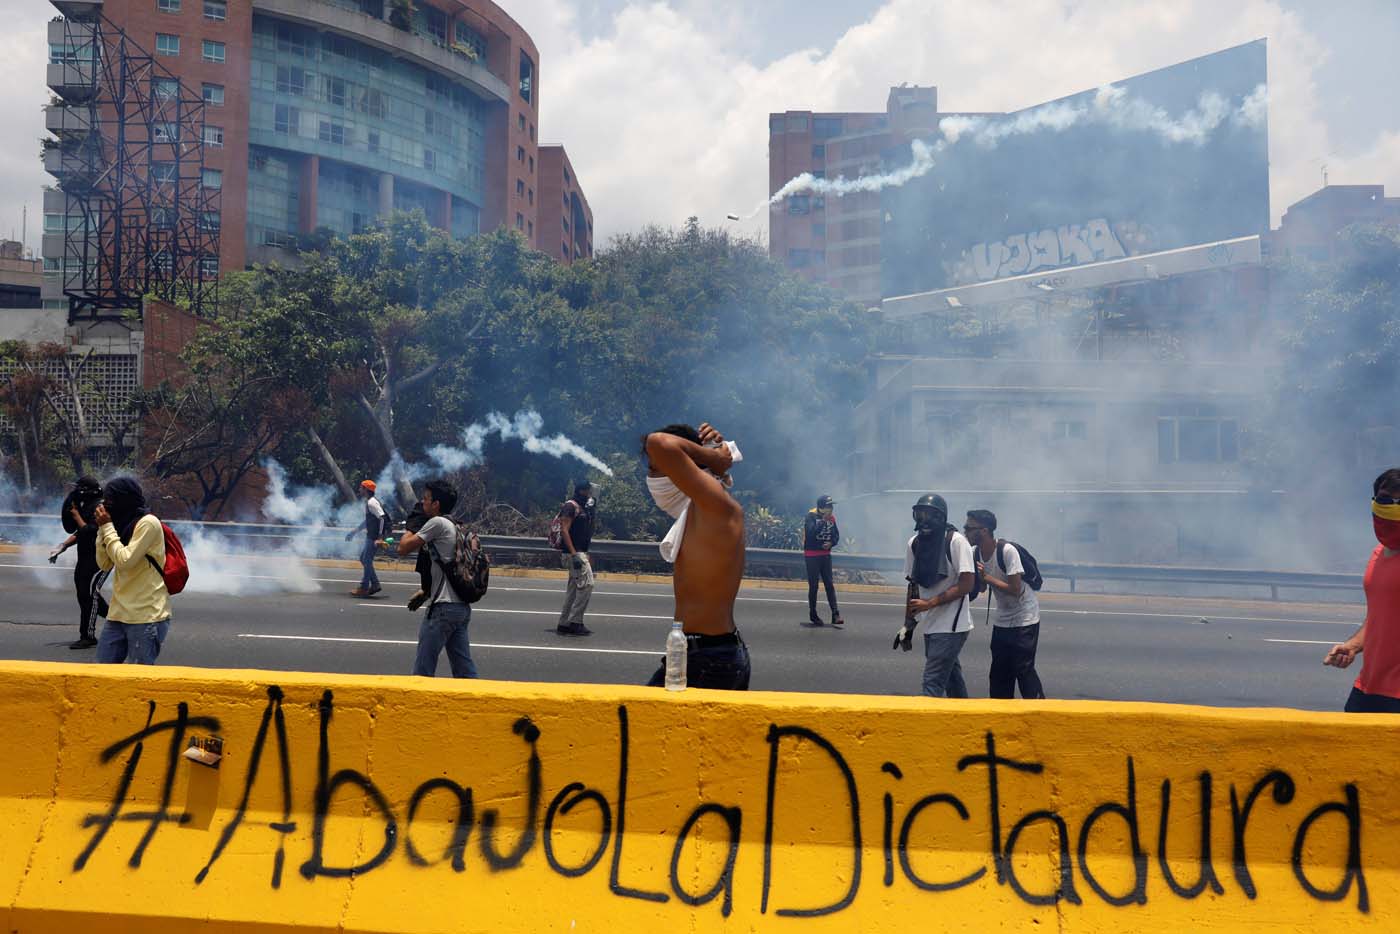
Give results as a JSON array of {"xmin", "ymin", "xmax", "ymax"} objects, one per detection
[{"xmin": 665, "ymin": 620, "xmax": 687, "ymax": 691}]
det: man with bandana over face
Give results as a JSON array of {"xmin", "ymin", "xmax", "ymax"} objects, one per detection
[
  {"xmin": 641, "ymin": 422, "xmax": 750, "ymax": 690},
  {"xmin": 92, "ymin": 478, "xmax": 171, "ymax": 664},
  {"xmin": 895, "ymin": 494, "xmax": 976, "ymax": 698},
  {"xmin": 1325, "ymin": 467, "xmax": 1400, "ymax": 712}
]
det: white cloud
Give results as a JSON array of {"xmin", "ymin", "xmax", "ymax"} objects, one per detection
[
  {"xmin": 0, "ymin": 3, "xmax": 51, "ymax": 255},
  {"xmin": 512, "ymin": 0, "xmax": 1399, "ymax": 246}
]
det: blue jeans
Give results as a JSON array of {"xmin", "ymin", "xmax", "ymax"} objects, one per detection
[
  {"xmin": 97, "ymin": 620, "xmax": 170, "ymax": 665},
  {"xmin": 413, "ymin": 602, "xmax": 477, "ymax": 678},
  {"xmin": 922, "ymin": 630, "xmax": 970, "ymax": 698},
  {"xmin": 359, "ymin": 539, "xmax": 380, "ymax": 591}
]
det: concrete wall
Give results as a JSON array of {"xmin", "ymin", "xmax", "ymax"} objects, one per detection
[{"xmin": 2, "ymin": 661, "xmax": 1397, "ymax": 932}]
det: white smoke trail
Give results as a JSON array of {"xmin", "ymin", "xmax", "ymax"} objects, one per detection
[
  {"xmin": 425, "ymin": 410, "xmax": 615, "ymax": 477},
  {"xmin": 750, "ymin": 84, "xmax": 1268, "ymax": 216}
]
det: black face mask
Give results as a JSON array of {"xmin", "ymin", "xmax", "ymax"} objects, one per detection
[{"xmin": 913, "ymin": 507, "xmax": 946, "ymax": 537}]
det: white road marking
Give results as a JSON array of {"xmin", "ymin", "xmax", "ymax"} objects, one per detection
[
  {"xmin": 359, "ymin": 605, "xmax": 674, "ymax": 621},
  {"xmin": 1263, "ymin": 638, "xmax": 1339, "ymax": 645},
  {"xmin": 237, "ymin": 633, "xmax": 657, "ymax": 656}
]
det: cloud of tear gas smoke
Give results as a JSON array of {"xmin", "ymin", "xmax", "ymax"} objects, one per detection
[
  {"xmin": 939, "ymin": 83, "xmax": 1268, "ymax": 148},
  {"xmin": 424, "ymin": 410, "xmax": 615, "ymax": 478},
  {"xmin": 748, "ymin": 84, "xmax": 1268, "ymax": 220}
]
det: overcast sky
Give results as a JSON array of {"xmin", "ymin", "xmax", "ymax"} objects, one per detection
[{"xmin": 3, "ymin": 0, "xmax": 1397, "ymax": 254}]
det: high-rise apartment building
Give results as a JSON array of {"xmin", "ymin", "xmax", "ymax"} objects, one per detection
[
  {"xmin": 42, "ymin": 0, "xmax": 591, "ymax": 313},
  {"xmin": 768, "ymin": 86, "xmax": 938, "ymax": 308}
]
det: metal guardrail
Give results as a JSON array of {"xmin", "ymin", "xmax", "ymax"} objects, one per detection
[{"xmin": 0, "ymin": 512, "xmax": 1362, "ymax": 601}]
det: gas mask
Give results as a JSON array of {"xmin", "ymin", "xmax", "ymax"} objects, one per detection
[{"xmin": 913, "ymin": 506, "xmax": 946, "ymax": 537}]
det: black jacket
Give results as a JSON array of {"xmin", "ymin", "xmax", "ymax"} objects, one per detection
[{"xmin": 803, "ymin": 510, "xmax": 839, "ymax": 553}]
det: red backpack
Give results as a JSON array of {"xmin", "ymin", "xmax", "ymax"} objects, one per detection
[{"xmin": 144, "ymin": 521, "xmax": 190, "ymax": 595}]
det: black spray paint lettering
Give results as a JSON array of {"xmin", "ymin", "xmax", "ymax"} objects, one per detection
[
  {"xmin": 760, "ymin": 724, "xmax": 862, "ymax": 917},
  {"xmin": 609, "ymin": 704, "xmax": 669, "ymax": 903},
  {"xmin": 74, "ymin": 701, "xmax": 222, "ymax": 872},
  {"xmin": 477, "ymin": 717, "xmax": 541, "ymax": 871},
  {"xmin": 1157, "ymin": 772, "xmax": 1223, "ymax": 899}
]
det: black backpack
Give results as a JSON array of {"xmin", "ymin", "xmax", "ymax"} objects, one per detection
[
  {"xmin": 429, "ymin": 520, "xmax": 490, "ymax": 604},
  {"xmin": 995, "ymin": 540, "xmax": 1044, "ymax": 591}
]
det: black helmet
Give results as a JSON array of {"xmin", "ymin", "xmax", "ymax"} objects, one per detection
[{"xmin": 912, "ymin": 494, "xmax": 948, "ymax": 536}]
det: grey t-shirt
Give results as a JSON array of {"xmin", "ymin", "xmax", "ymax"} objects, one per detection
[{"xmin": 417, "ymin": 516, "xmax": 462, "ymax": 605}]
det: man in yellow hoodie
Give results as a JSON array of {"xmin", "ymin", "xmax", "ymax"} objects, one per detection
[{"xmin": 93, "ymin": 478, "xmax": 171, "ymax": 664}]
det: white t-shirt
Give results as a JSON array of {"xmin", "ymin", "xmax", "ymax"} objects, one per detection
[
  {"xmin": 417, "ymin": 516, "xmax": 462, "ymax": 605},
  {"xmin": 905, "ymin": 530, "xmax": 976, "ymax": 636},
  {"xmin": 983, "ymin": 541, "xmax": 1041, "ymax": 628}
]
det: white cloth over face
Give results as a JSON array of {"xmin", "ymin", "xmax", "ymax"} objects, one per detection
[{"xmin": 647, "ymin": 440, "xmax": 742, "ymax": 564}]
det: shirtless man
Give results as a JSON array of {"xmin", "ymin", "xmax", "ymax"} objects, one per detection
[{"xmin": 643, "ymin": 422, "xmax": 750, "ymax": 689}]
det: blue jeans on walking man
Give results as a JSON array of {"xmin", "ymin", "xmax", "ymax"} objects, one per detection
[
  {"xmin": 359, "ymin": 538, "xmax": 381, "ymax": 592},
  {"xmin": 923, "ymin": 630, "xmax": 970, "ymax": 698},
  {"xmin": 97, "ymin": 620, "xmax": 170, "ymax": 664},
  {"xmin": 413, "ymin": 602, "xmax": 477, "ymax": 678}
]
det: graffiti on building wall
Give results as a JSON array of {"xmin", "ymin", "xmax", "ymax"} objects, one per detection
[
  {"xmin": 63, "ymin": 688, "xmax": 1375, "ymax": 922},
  {"xmin": 948, "ymin": 219, "xmax": 1163, "ymax": 285}
]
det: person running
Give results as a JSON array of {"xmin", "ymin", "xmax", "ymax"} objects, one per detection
[
  {"xmin": 49, "ymin": 476, "xmax": 108, "ymax": 649},
  {"xmin": 92, "ymin": 478, "xmax": 171, "ymax": 664},
  {"xmin": 396, "ymin": 479, "xmax": 478, "ymax": 678},
  {"xmin": 347, "ymin": 479, "xmax": 386, "ymax": 598},
  {"xmin": 642, "ymin": 422, "xmax": 750, "ymax": 689},
  {"xmin": 803, "ymin": 494, "xmax": 844, "ymax": 626},
  {"xmin": 555, "ymin": 481, "xmax": 597, "ymax": 637},
  {"xmin": 1324, "ymin": 467, "xmax": 1400, "ymax": 712},
  {"xmin": 964, "ymin": 509, "xmax": 1046, "ymax": 699},
  {"xmin": 895, "ymin": 494, "xmax": 976, "ymax": 698}
]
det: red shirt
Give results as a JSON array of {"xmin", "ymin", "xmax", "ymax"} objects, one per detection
[{"xmin": 1357, "ymin": 546, "xmax": 1400, "ymax": 698}]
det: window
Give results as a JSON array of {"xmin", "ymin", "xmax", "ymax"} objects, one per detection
[
  {"xmin": 151, "ymin": 206, "xmax": 175, "ymax": 229},
  {"xmin": 516, "ymin": 179, "xmax": 524, "ymax": 196},
  {"xmin": 528, "ymin": 188, "xmax": 533, "ymax": 205},
  {"xmin": 43, "ymin": 213, "xmax": 64, "ymax": 233},
  {"xmin": 317, "ymin": 121, "xmax": 344, "ymax": 144},
  {"xmin": 1052, "ymin": 420, "xmax": 1088, "ymax": 441},
  {"xmin": 527, "ymin": 220, "xmax": 533, "ymax": 237},
  {"xmin": 518, "ymin": 113, "xmax": 526, "ymax": 131},
  {"xmin": 199, "ymin": 254, "xmax": 219, "ymax": 277},
  {"xmin": 812, "ymin": 223, "xmax": 825, "ymax": 239},
  {"xmin": 157, "ymin": 0, "xmax": 180, "ymax": 13},
  {"xmin": 151, "ymin": 161, "xmax": 176, "ymax": 183},
  {"xmin": 202, "ymin": 40, "xmax": 225, "ymax": 63},
  {"xmin": 274, "ymin": 104, "xmax": 300, "ymax": 134},
  {"xmin": 154, "ymin": 122, "xmax": 179, "ymax": 142},
  {"xmin": 203, "ymin": 124, "xmax": 224, "ymax": 146},
  {"xmin": 788, "ymin": 194, "xmax": 811, "ymax": 215},
  {"xmin": 326, "ymin": 76, "xmax": 347, "ymax": 107},
  {"xmin": 787, "ymin": 248, "xmax": 812, "ymax": 267},
  {"xmin": 1157, "ymin": 416, "xmax": 1239, "ymax": 464},
  {"xmin": 201, "ymin": 168, "xmax": 222, "ymax": 189},
  {"xmin": 519, "ymin": 52, "xmax": 534, "ymax": 102},
  {"xmin": 367, "ymin": 130, "xmax": 380, "ymax": 153},
  {"xmin": 202, "ymin": 83, "xmax": 224, "ymax": 105},
  {"xmin": 528, "ymin": 156, "xmax": 534, "ymax": 173},
  {"xmin": 423, "ymin": 148, "xmax": 435, "ymax": 170},
  {"xmin": 563, "ymin": 195, "xmax": 569, "ymax": 209},
  {"xmin": 811, "ymin": 144, "xmax": 825, "ymax": 160},
  {"xmin": 276, "ymin": 66, "xmax": 306, "ymax": 96},
  {"xmin": 813, "ymin": 116, "xmax": 844, "ymax": 139},
  {"xmin": 516, "ymin": 145, "xmax": 524, "ymax": 163},
  {"xmin": 515, "ymin": 212, "xmax": 524, "ymax": 229},
  {"xmin": 200, "ymin": 210, "xmax": 221, "ymax": 232},
  {"xmin": 562, "ymin": 216, "xmax": 569, "ymax": 232},
  {"xmin": 156, "ymin": 34, "xmax": 179, "ymax": 56},
  {"xmin": 786, "ymin": 114, "xmax": 809, "ymax": 133},
  {"xmin": 153, "ymin": 78, "xmax": 179, "ymax": 101},
  {"xmin": 153, "ymin": 250, "xmax": 173, "ymax": 275},
  {"xmin": 43, "ymin": 257, "xmax": 60, "ymax": 273},
  {"xmin": 564, "ymin": 169, "xmax": 571, "ymax": 185},
  {"xmin": 562, "ymin": 242, "xmax": 570, "ymax": 257},
  {"xmin": 203, "ymin": 0, "xmax": 227, "ymax": 21},
  {"xmin": 529, "ymin": 124, "xmax": 535, "ymax": 141}
]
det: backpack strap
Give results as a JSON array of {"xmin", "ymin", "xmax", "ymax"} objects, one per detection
[{"xmin": 996, "ymin": 539, "xmax": 1007, "ymax": 573}]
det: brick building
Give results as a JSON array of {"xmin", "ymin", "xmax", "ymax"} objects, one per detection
[{"xmin": 41, "ymin": 0, "xmax": 590, "ymax": 315}]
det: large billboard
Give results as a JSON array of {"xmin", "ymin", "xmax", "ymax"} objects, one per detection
[{"xmin": 881, "ymin": 40, "xmax": 1269, "ymax": 298}]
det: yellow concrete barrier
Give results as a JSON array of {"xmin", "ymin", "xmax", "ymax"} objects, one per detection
[{"xmin": 1, "ymin": 660, "xmax": 1396, "ymax": 932}]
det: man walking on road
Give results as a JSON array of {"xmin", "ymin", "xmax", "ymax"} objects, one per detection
[
  {"xmin": 895, "ymin": 494, "xmax": 976, "ymax": 698},
  {"xmin": 803, "ymin": 494, "xmax": 843, "ymax": 626},
  {"xmin": 643, "ymin": 422, "xmax": 750, "ymax": 689},
  {"xmin": 555, "ymin": 481, "xmax": 597, "ymax": 637},
  {"xmin": 347, "ymin": 479, "xmax": 386, "ymax": 598},
  {"xmin": 1325, "ymin": 467, "xmax": 1400, "ymax": 712},
  {"xmin": 93, "ymin": 478, "xmax": 171, "ymax": 665},
  {"xmin": 49, "ymin": 476, "xmax": 108, "ymax": 649},
  {"xmin": 397, "ymin": 479, "xmax": 478, "ymax": 678},
  {"xmin": 964, "ymin": 509, "xmax": 1046, "ymax": 699}
]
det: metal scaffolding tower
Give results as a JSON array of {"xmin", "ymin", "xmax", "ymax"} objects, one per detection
[{"xmin": 45, "ymin": 0, "xmax": 220, "ymax": 321}]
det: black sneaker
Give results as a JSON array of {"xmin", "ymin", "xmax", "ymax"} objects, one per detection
[
  {"xmin": 69, "ymin": 637, "xmax": 98, "ymax": 650},
  {"xmin": 808, "ymin": 615, "xmax": 824, "ymax": 626},
  {"xmin": 831, "ymin": 614, "xmax": 845, "ymax": 627},
  {"xmin": 558, "ymin": 624, "xmax": 593, "ymax": 637}
]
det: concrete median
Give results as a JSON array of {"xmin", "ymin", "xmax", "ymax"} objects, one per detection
[{"xmin": 1, "ymin": 660, "xmax": 1396, "ymax": 932}]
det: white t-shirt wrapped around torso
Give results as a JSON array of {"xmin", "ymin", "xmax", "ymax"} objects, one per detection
[
  {"xmin": 905, "ymin": 530, "xmax": 976, "ymax": 636},
  {"xmin": 417, "ymin": 516, "xmax": 463, "ymax": 605},
  {"xmin": 985, "ymin": 541, "xmax": 1041, "ymax": 628}
]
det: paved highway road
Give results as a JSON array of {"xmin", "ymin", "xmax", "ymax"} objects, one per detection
[{"xmin": 0, "ymin": 556, "xmax": 1364, "ymax": 711}]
